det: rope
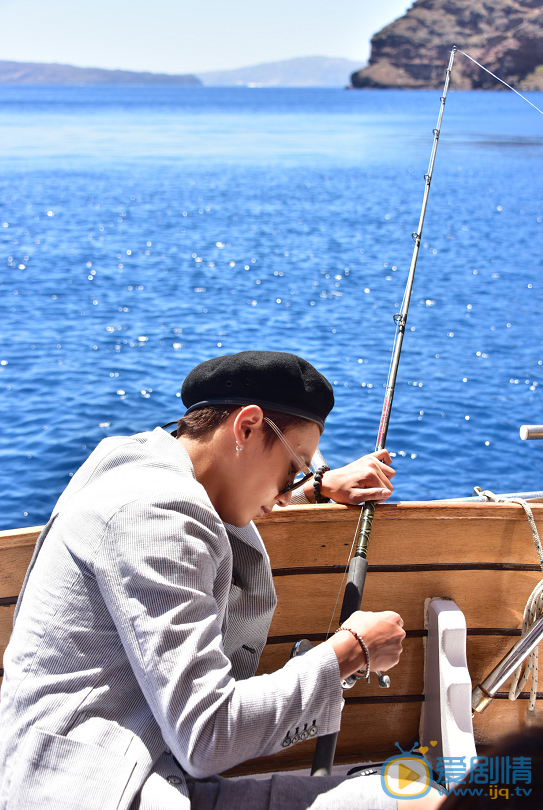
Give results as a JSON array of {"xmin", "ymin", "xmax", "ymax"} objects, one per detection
[{"xmin": 476, "ymin": 488, "xmax": 543, "ymax": 721}]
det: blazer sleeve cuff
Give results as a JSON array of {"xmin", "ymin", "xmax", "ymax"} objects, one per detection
[
  {"xmin": 293, "ymin": 641, "xmax": 344, "ymax": 735},
  {"xmin": 289, "ymin": 488, "xmax": 311, "ymax": 506}
]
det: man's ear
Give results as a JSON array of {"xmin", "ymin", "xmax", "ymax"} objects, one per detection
[{"xmin": 232, "ymin": 405, "xmax": 264, "ymax": 446}]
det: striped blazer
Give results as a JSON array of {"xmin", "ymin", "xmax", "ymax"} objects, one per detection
[{"xmin": 0, "ymin": 428, "xmax": 343, "ymax": 810}]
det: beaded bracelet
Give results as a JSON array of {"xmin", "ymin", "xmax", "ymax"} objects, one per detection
[
  {"xmin": 313, "ymin": 464, "xmax": 330, "ymax": 503},
  {"xmin": 335, "ymin": 627, "xmax": 371, "ymax": 682}
]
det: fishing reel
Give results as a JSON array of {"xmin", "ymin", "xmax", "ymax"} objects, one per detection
[{"xmin": 290, "ymin": 639, "xmax": 390, "ymax": 689}]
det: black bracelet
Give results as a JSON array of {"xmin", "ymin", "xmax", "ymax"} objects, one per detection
[{"xmin": 313, "ymin": 464, "xmax": 330, "ymax": 503}]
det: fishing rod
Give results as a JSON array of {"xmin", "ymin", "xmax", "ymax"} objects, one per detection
[{"xmin": 309, "ymin": 45, "xmax": 458, "ymax": 777}]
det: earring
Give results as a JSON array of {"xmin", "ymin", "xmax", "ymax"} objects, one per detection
[{"xmin": 236, "ymin": 441, "xmax": 243, "ymax": 451}]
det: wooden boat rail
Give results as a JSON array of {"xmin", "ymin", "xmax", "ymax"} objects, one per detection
[{"xmin": 1, "ymin": 500, "xmax": 542, "ymax": 774}]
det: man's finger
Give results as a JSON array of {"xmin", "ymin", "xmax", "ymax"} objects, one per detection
[
  {"xmin": 349, "ymin": 487, "xmax": 393, "ymax": 503},
  {"xmin": 361, "ymin": 467, "xmax": 395, "ymax": 490},
  {"xmin": 371, "ymin": 448, "xmax": 394, "ymax": 468},
  {"xmin": 363, "ymin": 457, "xmax": 395, "ymax": 481},
  {"xmin": 377, "ymin": 462, "xmax": 395, "ymax": 480}
]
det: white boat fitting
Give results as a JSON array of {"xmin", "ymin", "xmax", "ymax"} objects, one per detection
[{"xmin": 421, "ymin": 599, "xmax": 476, "ymax": 789}]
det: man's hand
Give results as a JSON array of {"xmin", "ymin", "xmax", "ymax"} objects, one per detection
[
  {"xmin": 303, "ymin": 450, "xmax": 395, "ymax": 505},
  {"xmin": 327, "ymin": 610, "xmax": 405, "ymax": 679}
]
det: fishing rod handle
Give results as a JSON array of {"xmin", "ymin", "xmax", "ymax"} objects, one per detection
[
  {"xmin": 310, "ymin": 552, "xmax": 370, "ymax": 776},
  {"xmin": 310, "ymin": 508, "xmax": 373, "ymax": 776},
  {"xmin": 339, "ymin": 556, "xmax": 368, "ymax": 624},
  {"xmin": 311, "ymin": 733, "xmax": 338, "ymax": 776}
]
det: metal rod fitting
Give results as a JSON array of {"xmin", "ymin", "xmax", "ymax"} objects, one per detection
[
  {"xmin": 472, "ymin": 615, "xmax": 543, "ymax": 713},
  {"xmin": 520, "ymin": 425, "xmax": 543, "ymax": 441}
]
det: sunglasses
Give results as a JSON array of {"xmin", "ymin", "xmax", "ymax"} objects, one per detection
[{"xmin": 263, "ymin": 417, "xmax": 314, "ymax": 495}]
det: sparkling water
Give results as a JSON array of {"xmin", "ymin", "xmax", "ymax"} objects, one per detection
[{"xmin": 1, "ymin": 85, "xmax": 542, "ymax": 529}]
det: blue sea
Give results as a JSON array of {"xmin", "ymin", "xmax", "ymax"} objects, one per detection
[{"xmin": 1, "ymin": 85, "xmax": 542, "ymax": 530}]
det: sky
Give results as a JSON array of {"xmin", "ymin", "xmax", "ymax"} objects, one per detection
[{"xmin": 0, "ymin": 0, "xmax": 413, "ymax": 74}]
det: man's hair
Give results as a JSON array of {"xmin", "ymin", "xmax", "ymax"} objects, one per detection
[{"xmin": 175, "ymin": 405, "xmax": 321, "ymax": 449}]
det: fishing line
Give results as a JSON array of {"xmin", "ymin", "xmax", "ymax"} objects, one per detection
[
  {"xmin": 457, "ymin": 50, "xmax": 543, "ymax": 116},
  {"xmin": 325, "ymin": 510, "xmax": 362, "ymax": 641},
  {"xmin": 311, "ymin": 46, "xmax": 458, "ymax": 778},
  {"xmin": 314, "ymin": 47, "xmax": 541, "ymax": 775},
  {"xmin": 326, "ymin": 50, "xmax": 542, "ymax": 636},
  {"xmin": 323, "ymin": 294, "xmax": 406, "ymax": 643},
  {"xmin": 324, "ymin": 41, "xmax": 456, "ymax": 648}
]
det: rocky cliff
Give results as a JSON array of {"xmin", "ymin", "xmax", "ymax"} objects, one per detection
[{"xmin": 351, "ymin": 0, "xmax": 543, "ymax": 90}]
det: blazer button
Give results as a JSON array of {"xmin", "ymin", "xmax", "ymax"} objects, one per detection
[
  {"xmin": 308, "ymin": 724, "xmax": 318, "ymax": 737},
  {"xmin": 167, "ymin": 775, "xmax": 183, "ymax": 785},
  {"xmin": 281, "ymin": 736, "xmax": 291, "ymax": 748}
]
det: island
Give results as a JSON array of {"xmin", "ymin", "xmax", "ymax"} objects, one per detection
[
  {"xmin": 351, "ymin": 0, "xmax": 543, "ymax": 90},
  {"xmin": 0, "ymin": 60, "xmax": 201, "ymax": 85}
]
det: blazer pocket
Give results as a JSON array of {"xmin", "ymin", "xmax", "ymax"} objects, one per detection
[
  {"xmin": 8, "ymin": 727, "xmax": 138, "ymax": 810},
  {"xmin": 229, "ymin": 571, "xmax": 244, "ymax": 603}
]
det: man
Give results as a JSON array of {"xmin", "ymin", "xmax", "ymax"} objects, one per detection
[{"xmin": 0, "ymin": 352, "xmax": 411, "ymax": 810}]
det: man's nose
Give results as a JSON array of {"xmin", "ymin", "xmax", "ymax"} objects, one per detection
[{"xmin": 276, "ymin": 490, "xmax": 293, "ymax": 508}]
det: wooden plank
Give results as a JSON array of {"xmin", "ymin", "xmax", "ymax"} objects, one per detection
[
  {"xmin": 2, "ymin": 506, "xmax": 541, "ymax": 768},
  {"xmin": 472, "ymin": 697, "xmax": 528, "ymax": 746},
  {"xmin": 257, "ymin": 637, "xmax": 425, "ymax": 698},
  {"xmin": 0, "ymin": 527, "xmax": 40, "ymax": 603},
  {"xmin": 256, "ymin": 504, "xmax": 543, "ymax": 568},
  {"xmin": 467, "ymin": 635, "xmax": 521, "ymax": 689},
  {"xmin": 0, "ymin": 545, "xmax": 35, "ymax": 599},
  {"xmin": 337, "ymin": 701, "xmax": 421, "ymax": 756},
  {"xmin": 0, "ymin": 526, "xmax": 42, "ymax": 549},
  {"xmin": 256, "ymin": 501, "xmax": 543, "ymax": 523},
  {"xmin": 1, "ymin": 627, "xmax": 522, "ymax": 701},
  {"xmin": 223, "ymin": 701, "xmax": 423, "ymax": 775},
  {"xmin": 224, "ymin": 693, "xmax": 534, "ymax": 776},
  {"xmin": 257, "ymin": 635, "xmax": 534, "ymax": 703},
  {"xmin": 1, "ymin": 604, "xmax": 15, "ymax": 673},
  {"xmin": 269, "ymin": 570, "xmax": 539, "ymax": 635},
  {"xmin": 224, "ymin": 690, "xmax": 535, "ymax": 775},
  {"xmin": 224, "ymin": 697, "xmax": 531, "ymax": 776},
  {"xmin": 2, "ymin": 503, "xmax": 541, "ymax": 594}
]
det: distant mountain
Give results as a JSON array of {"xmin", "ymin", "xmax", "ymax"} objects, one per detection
[
  {"xmin": 0, "ymin": 60, "xmax": 201, "ymax": 85},
  {"xmin": 197, "ymin": 56, "xmax": 364, "ymax": 87}
]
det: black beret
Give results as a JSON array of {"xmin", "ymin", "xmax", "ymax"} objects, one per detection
[{"xmin": 181, "ymin": 351, "xmax": 334, "ymax": 429}]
